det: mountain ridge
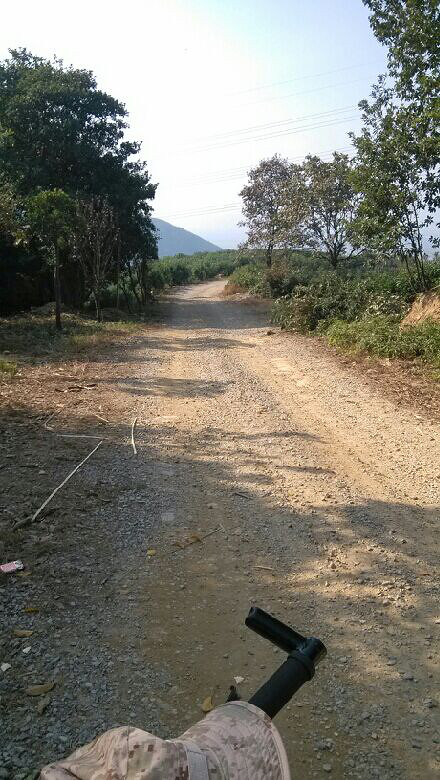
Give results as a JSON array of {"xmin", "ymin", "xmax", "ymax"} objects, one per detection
[{"xmin": 152, "ymin": 217, "xmax": 222, "ymax": 257}]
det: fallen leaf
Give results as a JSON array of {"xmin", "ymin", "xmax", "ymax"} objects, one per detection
[
  {"xmin": 201, "ymin": 695, "xmax": 214, "ymax": 713},
  {"xmin": 1, "ymin": 662, "xmax": 11, "ymax": 673},
  {"xmin": 189, "ymin": 533, "xmax": 202, "ymax": 544},
  {"xmin": 22, "ymin": 646, "xmax": 32, "ymax": 654},
  {"xmin": 37, "ymin": 695, "xmax": 51, "ymax": 715},
  {"xmin": 16, "ymin": 571, "xmax": 32, "ymax": 578},
  {"xmin": 147, "ymin": 549, "xmax": 157, "ymax": 557},
  {"xmin": 23, "ymin": 606, "xmax": 39, "ymax": 614},
  {"xmin": 25, "ymin": 681, "xmax": 55, "ymax": 696},
  {"xmin": 234, "ymin": 675, "xmax": 245, "ymax": 685},
  {"xmin": 13, "ymin": 629, "xmax": 33, "ymax": 638}
]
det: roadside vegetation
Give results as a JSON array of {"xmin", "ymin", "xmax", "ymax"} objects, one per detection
[
  {"xmin": 232, "ymin": 1, "xmax": 439, "ymax": 374},
  {"xmin": 226, "ymin": 255, "xmax": 440, "ymax": 372},
  {"xmin": 0, "ymin": 311, "xmax": 141, "ymax": 364},
  {"xmin": 0, "ymin": 49, "xmax": 157, "ymax": 329}
]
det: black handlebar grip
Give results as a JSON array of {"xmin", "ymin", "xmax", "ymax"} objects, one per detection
[
  {"xmin": 246, "ymin": 607, "xmax": 305, "ymax": 653},
  {"xmin": 248, "ymin": 653, "xmax": 313, "ymax": 719}
]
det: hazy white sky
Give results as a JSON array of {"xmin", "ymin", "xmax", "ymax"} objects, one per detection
[{"xmin": 0, "ymin": 1, "xmax": 387, "ymax": 247}]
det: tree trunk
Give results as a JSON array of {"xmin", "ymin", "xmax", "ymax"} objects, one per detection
[
  {"xmin": 328, "ymin": 248, "xmax": 339, "ymax": 269},
  {"xmin": 116, "ymin": 234, "xmax": 121, "ymax": 312},
  {"xmin": 266, "ymin": 243, "xmax": 273, "ymax": 268},
  {"xmin": 93, "ymin": 289, "xmax": 102, "ymax": 322},
  {"xmin": 54, "ymin": 245, "xmax": 62, "ymax": 331},
  {"xmin": 121, "ymin": 281, "xmax": 132, "ymax": 313}
]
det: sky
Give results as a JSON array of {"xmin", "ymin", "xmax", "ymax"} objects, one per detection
[{"xmin": 0, "ymin": 0, "xmax": 388, "ymax": 248}]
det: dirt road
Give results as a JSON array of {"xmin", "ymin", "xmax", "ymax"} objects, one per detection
[{"xmin": 1, "ymin": 280, "xmax": 439, "ymax": 778}]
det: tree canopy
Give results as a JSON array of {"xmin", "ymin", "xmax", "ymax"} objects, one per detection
[{"xmin": 0, "ymin": 49, "xmax": 157, "ymax": 318}]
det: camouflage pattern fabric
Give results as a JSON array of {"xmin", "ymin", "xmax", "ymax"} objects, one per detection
[{"xmin": 40, "ymin": 702, "xmax": 291, "ymax": 779}]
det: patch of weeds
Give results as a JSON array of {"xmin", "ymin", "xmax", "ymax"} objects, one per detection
[{"xmin": 0, "ymin": 358, "xmax": 17, "ymax": 377}]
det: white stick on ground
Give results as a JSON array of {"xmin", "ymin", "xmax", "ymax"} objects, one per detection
[
  {"xmin": 15, "ymin": 441, "xmax": 103, "ymax": 529},
  {"xmin": 131, "ymin": 417, "xmax": 138, "ymax": 455}
]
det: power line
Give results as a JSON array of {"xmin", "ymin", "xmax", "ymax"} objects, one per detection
[
  {"xmin": 161, "ymin": 203, "xmax": 242, "ymax": 220},
  {"xmin": 187, "ymin": 113, "xmax": 359, "ymax": 153},
  {"xmin": 182, "ymin": 105, "xmax": 356, "ymax": 147},
  {"xmin": 227, "ymin": 60, "xmax": 381, "ymax": 96},
  {"xmin": 175, "ymin": 145, "xmax": 354, "ymax": 188},
  {"xmin": 159, "ymin": 141, "xmax": 358, "ymax": 220},
  {"xmin": 242, "ymin": 76, "xmax": 370, "ymax": 107}
]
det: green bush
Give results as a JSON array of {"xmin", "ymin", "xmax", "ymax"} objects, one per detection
[
  {"xmin": 325, "ymin": 316, "xmax": 440, "ymax": 368},
  {"xmin": 271, "ymin": 271, "xmax": 415, "ymax": 332},
  {"xmin": 150, "ymin": 250, "xmax": 242, "ymax": 289},
  {"xmin": 0, "ymin": 358, "xmax": 17, "ymax": 376},
  {"xmin": 226, "ymin": 263, "xmax": 268, "ymax": 294}
]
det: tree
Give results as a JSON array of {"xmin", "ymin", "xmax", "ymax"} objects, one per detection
[
  {"xmin": 239, "ymin": 155, "xmax": 294, "ymax": 267},
  {"xmin": 286, "ymin": 153, "xmax": 361, "ymax": 268},
  {"xmin": 0, "ymin": 49, "xmax": 157, "ymax": 313},
  {"xmin": 351, "ymin": 80, "xmax": 432, "ymax": 288},
  {"xmin": 73, "ymin": 198, "xmax": 117, "ymax": 322},
  {"xmin": 0, "ymin": 181, "xmax": 18, "ymax": 237},
  {"xmin": 27, "ymin": 190, "xmax": 76, "ymax": 329},
  {"xmin": 362, "ymin": 0, "xmax": 439, "ymax": 101},
  {"xmin": 362, "ymin": 1, "xmax": 439, "ymax": 218},
  {"xmin": 351, "ymin": 2, "xmax": 440, "ymax": 287},
  {"xmin": 0, "ymin": 49, "xmax": 130, "ymax": 196}
]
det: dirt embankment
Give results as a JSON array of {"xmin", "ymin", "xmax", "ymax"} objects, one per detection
[
  {"xmin": 401, "ymin": 291, "xmax": 440, "ymax": 327},
  {"xmin": 1, "ymin": 280, "xmax": 439, "ymax": 779}
]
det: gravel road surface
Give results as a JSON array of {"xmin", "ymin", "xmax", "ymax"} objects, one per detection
[{"xmin": 1, "ymin": 280, "xmax": 439, "ymax": 778}]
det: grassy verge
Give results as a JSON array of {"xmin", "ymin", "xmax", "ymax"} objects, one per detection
[
  {"xmin": 0, "ymin": 312, "xmax": 143, "ymax": 362},
  {"xmin": 324, "ymin": 316, "xmax": 440, "ymax": 370},
  {"xmin": 228, "ymin": 254, "xmax": 440, "ymax": 374}
]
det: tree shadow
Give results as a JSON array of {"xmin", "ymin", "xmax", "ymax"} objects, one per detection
[{"xmin": 0, "ymin": 397, "xmax": 438, "ymax": 774}]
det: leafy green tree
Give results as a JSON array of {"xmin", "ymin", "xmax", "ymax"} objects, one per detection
[
  {"xmin": 239, "ymin": 155, "xmax": 295, "ymax": 267},
  {"xmin": 0, "ymin": 181, "xmax": 18, "ymax": 237},
  {"xmin": 363, "ymin": 0, "xmax": 439, "ymax": 100},
  {"xmin": 0, "ymin": 49, "xmax": 131, "ymax": 195},
  {"xmin": 73, "ymin": 198, "xmax": 117, "ymax": 322},
  {"xmin": 363, "ymin": 0, "xmax": 439, "ymax": 219},
  {"xmin": 351, "ymin": 2, "xmax": 440, "ymax": 288},
  {"xmin": 287, "ymin": 153, "xmax": 361, "ymax": 268},
  {"xmin": 0, "ymin": 49, "xmax": 157, "ymax": 312},
  {"xmin": 27, "ymin": 190, "xmax": 76, "ymax": 329},
  {"xmin": 351, "ymin": 80, "xmax": 432, "ymax": 288}
]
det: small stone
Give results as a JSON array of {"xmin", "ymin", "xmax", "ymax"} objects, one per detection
[
  {"xmin": 322, "ymin": 764, "xmax": 332, "ymax": 773},
  {"xmin": 402, "ymin": 672, "xmax": 414, "ymax": 681}
]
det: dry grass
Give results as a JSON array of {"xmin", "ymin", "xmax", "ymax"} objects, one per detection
[
  {"xmin": 0, "ymin": 312, "xmax": 143, "ymax": 361},
  {"xmin": 222, "ymin": 282, "xmax": 247, "ymax": 296}
]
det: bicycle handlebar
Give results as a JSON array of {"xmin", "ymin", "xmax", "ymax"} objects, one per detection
[{"xmin": 245, "ymin": 607, "xmax": 327, "ymax": 718}]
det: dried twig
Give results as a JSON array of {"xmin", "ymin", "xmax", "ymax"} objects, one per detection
[
  {"xmin": 131, "ymin": 417, "xmax": 138, "ymax": 455},
  {"xmin": 14, "ymin": 441, "xmax": 103, "ymax": 530},
  {"xmin": 55, "ymin": 434, "xmax": 106, "ymax": 440},
  {"xmin": 172, "ymin": 525, "xmax": 221, "ymax": 553},
  {"xmin": 89, "ymin": 413, "xmax": 109, "ymax": 424},
  {"xmin": 44, "ymin": 413, "xmax": 56, "ymax": 431}
]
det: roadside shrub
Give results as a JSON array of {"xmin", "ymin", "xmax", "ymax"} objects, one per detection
[
  {"xmin": 271, "ymin": 272, "xmax": 412, "ymax": 332},
  {"xmin": 226, "ymin": 263, "xmax": 267, "ymax": 294},
  {"xmin": 325, "ymin": 316, "xmax": 440, "ymax": 368},
  {"xmin": 271, "ymin": 295, "xmax": 317, "ymax": 332},
  {"xmin": 0, "ymin": 358, "xmax": 17, "ymax": 377},
  {"xmin": 149, "ymin": 250, "xmax": 242, "ymax": 290}
]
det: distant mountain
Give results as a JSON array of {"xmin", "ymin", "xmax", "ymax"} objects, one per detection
[{"xmin": 152, "ymin": 218, "xmax": 222, "ymax": 257}]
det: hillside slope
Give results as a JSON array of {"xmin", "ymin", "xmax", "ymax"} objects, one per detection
[{"xmin": 152, "ymin": 217, "xmax": 221, "ymax": 257}]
